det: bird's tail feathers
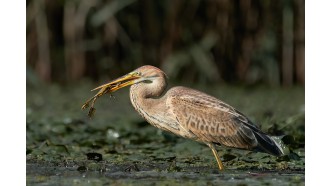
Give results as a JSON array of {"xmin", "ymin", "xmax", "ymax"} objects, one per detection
[{"xmin": 254, "ymin": 132, "xmax": 286, "ymax": 156}]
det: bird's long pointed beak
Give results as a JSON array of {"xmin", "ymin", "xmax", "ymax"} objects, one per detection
[
  {"xmin": 81, "ymin": 72, "xmax": 142, "ymax": 117},
  {"xmin": 91, "ymin": 72, "xmax": 142, "ymax": 92}
]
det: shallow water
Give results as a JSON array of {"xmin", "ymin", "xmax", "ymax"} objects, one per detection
[
  {"xmin": 27, "ymin": 82, "xmax": 305, "ymax": 185},
  {"xmin": 27, "ymin": 162, "xmax": 304, "ymax": 185}
]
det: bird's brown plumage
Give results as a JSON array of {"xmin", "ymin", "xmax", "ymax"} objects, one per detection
[
  {"xmin": 167, "ymin": 87, "xmax": 258, "ymax": 148},
  {"xmin": 82, "ymin": 65, "xmax": 284, "ymax": 171}
]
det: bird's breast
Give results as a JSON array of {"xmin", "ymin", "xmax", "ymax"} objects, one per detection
[{"xmin": 129, "ymin": 87, "xmax": 183, "ymax": 136}]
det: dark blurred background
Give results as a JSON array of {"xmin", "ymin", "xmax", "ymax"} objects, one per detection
[
  {"xmin": 26, "ymin": 0, "xmax": 304, "ymax": 86},
  {"xmin": 26, "ymin": 1, "xmax": 305, "ymax": 181}
]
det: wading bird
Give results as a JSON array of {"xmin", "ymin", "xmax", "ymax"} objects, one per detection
[{"xmin": 82, "ymin": 65, "xmax": 284, "ymax": 171}]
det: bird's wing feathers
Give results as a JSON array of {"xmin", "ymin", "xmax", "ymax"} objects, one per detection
[{"xmin": 166, "ymin": 87, "xmax": 259, "ymax": 149}]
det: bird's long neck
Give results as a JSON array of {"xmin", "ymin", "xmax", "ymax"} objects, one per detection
[{"xmin": 129, "ymin": 77, "xmax": 168, "ymax": 127}]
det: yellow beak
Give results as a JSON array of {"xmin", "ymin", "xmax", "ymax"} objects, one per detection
[
  {"xmin": 81, "ymin": 72, "xmax": 142, "ymax": 118},
  {"xmin": 91, "ymin": 72, "xmax": 142, "ymax": 92}
]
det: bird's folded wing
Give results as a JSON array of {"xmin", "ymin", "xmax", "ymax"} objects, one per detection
[{"xmin": 166, "ymin": 87, "xmax": 259, "ymax": 149}]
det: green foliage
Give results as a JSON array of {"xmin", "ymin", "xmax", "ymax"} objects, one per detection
[{"xmin": 26, "ymin": 0, "xmax": 304, "ymax": 86}]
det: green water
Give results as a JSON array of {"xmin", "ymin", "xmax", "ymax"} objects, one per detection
[{"xmin": 27, "ymin": 82, "xmax": 304, "ymax": 185}]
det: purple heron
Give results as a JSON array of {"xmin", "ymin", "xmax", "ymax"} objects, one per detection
[{"xmin": 82, "ymin": 65, "xmax": 284, "ymax": 171}]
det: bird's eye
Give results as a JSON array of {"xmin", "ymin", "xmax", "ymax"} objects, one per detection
[{"xmin": 132, "ymin": 71, "xmax": 141, "ymax": 76}]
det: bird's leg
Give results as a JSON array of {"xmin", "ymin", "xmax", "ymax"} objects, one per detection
[{"xmin": 207, "ymin": 143, "xmax": 224, "ymax": 171}]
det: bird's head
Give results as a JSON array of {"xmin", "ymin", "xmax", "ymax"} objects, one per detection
[
  {"xmin": 92, "ymin": 65, "xmax": 166, "ymax": 92},
  {"xmin": 81, "ymin": 65, "xmax": 167, "ymax": 117}
]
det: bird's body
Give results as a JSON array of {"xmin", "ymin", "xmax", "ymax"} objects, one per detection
[{"xmin": 82, "ymin": 65, "xmax": 283, "ymax": 171}]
